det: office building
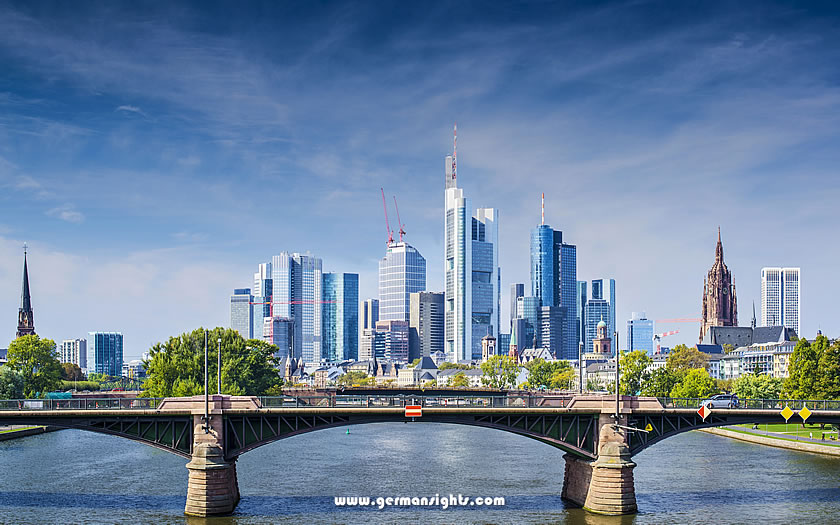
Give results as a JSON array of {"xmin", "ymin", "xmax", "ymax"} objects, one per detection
[
  {"xmin": 409, "ymin": 291, "xmax": 445, "ymax": 360},
  {"xmin": 271, "ymin": 252, "xmax": 323, "ymax": 363},
  {"xmin": 376, "ymin": 320, "xmax": 409, "ymax": 363},
  {"xmin": 322, "ymin": 273, "xmax": 359, "ymax": 362},
  {"xmin": 379, "ymin": 242, "xmax": 426, "ymax": 322},
  {"xmin": 264, "ymin": 317, "xmax": 294, "ymax": 359},
  {"xmin": 510, "ymin": 283, "xmax": 524, "ymax": 331},
  {"xmin": 360, "ymin": 328, "xmax": 386, "ymax": 361},
  {"xmin": 230, "ymin": 288, "xmax": 254, "ymax": 339},
  {"xmin": 252, "ymin": 263, "xmax": 273, "ymax": 340},
  {"xmin": 761, "ymin": 267, "xmax": 800, "ymax": 334},
  {"xmin": 444, "ymin": 127, "xmax": 500, "ymax": 362},
  {"xmin": 363, "ymin": 299, "xmax": 379, "ymax": 330},
  {"xmin": 539, "ymin": 306, "xmax": 563, "ymax": 357},
  {"xmin": 585, "ymin": 299, "xmax": 612, "ymax": 354},
  {"xmin": 86, "ymin": 332, "xmax": 123, "ymax": 377},
  {"xmin": 516, "ymin": 296, "xmax": 541, "ymax": 349},
  {"xmin": 60, "ymin": 338, "xmax": 87, "ymax": 369},
  {"xmin": 577, "ymin": 281, "xmax": 587, "ymax": 349},
  {"xmin": 590, "ymin": 278, "xmax": 616, "ymax": 339},
  {"xmin": 627, "ymin": 312, "xmax": 654, "ymax": 354}
]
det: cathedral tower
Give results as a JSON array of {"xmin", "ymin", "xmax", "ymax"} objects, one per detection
[
  {"xmin": 699, "ymin": 228, "xmax": 737, "ymax": 342},
  {"xmin": 17, "ymin": 245, "xmax": 36, "ymax": 338}
]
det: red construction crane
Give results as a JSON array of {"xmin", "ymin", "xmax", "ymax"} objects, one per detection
[
  {"xmin": 381, "ymin": 188, "xmax": 394, "ymax": 246},
  {"xmin": 652, "ymin": 330, "xmax": 680, "ymax": 354},
  {"xmin": 393, "ymin": 195, "xmax": 406, "ymax": 243}
]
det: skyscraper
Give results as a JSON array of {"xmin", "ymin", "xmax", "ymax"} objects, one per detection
[
  {"xmin": 263, "ymin": 317, "xmax": 294, "ymax": 359},
  {"xmin": 60, "ymin": 338, "xmax": 87, "ymax": 369},
  {"xmin": 252, "ymin": 262, "xmax": 272, "ymax": 340},
  {"xmin": 761, "ymin": 267, "xmax": 800, "ymax": 333},
  {"xmin": 699, "ymin": 228, "xmax": 737, "ymax": 343},
  {"xmin": 363, "ymin": 299, "xmax": 379, "ymax": 330},
  {"xmin": 322, "ymin": 273, "xmax": 359, "ymax": 362},
  {"xmin": 510, "ymin": 283, "xmax": 524, "ymax": 331},
  {"xmin": 16, "ymin": 247, "xmax": 35, "ymax": 338},
  {"xmin": 516, "ymin": 296, "xmax": 540, "ymax": 348},
  {"xmin": 585, "ymin": 298, "xmax": 612, "ymax": 354},
  {"xmin": 376, "ymin": 320, "xmax": 409, "ymax": 363},
  {"xmin": 529, "ymin": 196, "xmax": 577, "ymax": 359},
  {"xmin": 230, "ymin": 288, "xmax": 254, "ymax": 339},
  {"xmin": 577, "ymin": 281, "xmax": 587, "ymax": 349},
  {"xmin": 590, "ymin": 278, "xmax": 616, "ymax": 340},
  {"xmin": 444, "ymin": 125, "xmax": 500, "ymax": 361},
  {"xmin": 87, "ymin": 332, "xmax": 123, "ymax": 377},
  {"xmin": 271, "ymin": 252, "xmax": 323, "ymax": 363},
  {"xmin": 409, "ymin": 291, "xmax": 444, "ymax": 360},
  {"xmin": 627, "ymin": 312, "xmax": 654, "ymax": 354},
  {"xmin": 379, "ymin": 242, "xmax": 426, "ymax": 322}
]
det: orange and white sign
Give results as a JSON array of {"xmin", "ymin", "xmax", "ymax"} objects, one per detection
[
  {"xmin": 405, "ymin": 405, "xmax": 422, "ymax": 417},
  {"xmin": 697, "ymin": 404, "xmax": 711, "ymax": 420}
]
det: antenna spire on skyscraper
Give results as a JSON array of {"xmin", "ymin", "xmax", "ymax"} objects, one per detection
[
  {"xmin": 541, "ymin": 193, "xmax": 545, "ymax": 225},
  {"xmin": 452, "ymin": 122, "xmax": 457, "ymax": 181}
]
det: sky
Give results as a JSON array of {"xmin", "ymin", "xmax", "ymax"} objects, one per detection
[{"xmin": 1, "ymin": 0, "xmax": 838, "ymax": 359}]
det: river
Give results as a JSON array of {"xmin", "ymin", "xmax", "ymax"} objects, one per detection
[{"xmin": 1, "ymin": 423, "xmax": 838, "ymax": 524}]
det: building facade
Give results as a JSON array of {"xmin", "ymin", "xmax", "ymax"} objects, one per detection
[
  {"xmin": 700, "ymin": 229, "xmax": 738, "ymax": 343},
  {"xmin": 379, "ymin": 242, "xmax": 426, "ymax": 322},
  {"xmin": 86, "ymin": 332, "xmax": 123, "ymax": 377},
  {"xmin": 271, "ymin": 252, "xmax": 323, "ymax": 363},
  {"xmin": 322, "ymin": 272, "xmax": 359, "ymax": 362},
  {"xmin": 577, "ymin": 280, "xmax": 587, "ymax": 350},
  {"xmin": 516, "ymin": 296, "xmax": 541, "ymax": 349},
  {"xmin": 264, "ymin": 317, "xmax": 294, "ymax": 359},
  {"xmin": 230, "ymin": 288, "xmax": 253, "ymax": 339},
  {"xmin": 510, "ymin": 283, "xmax": 524, "ymax": 331},
  {"xmin": 60, "ymin": 338, "xmax": 87, "ymax": 369},
  {"xmin": 409, "ymin": 291, "xmax": 444, "ymax": 360},
  {"xmin": 363, "ymin": 299, "xmax": 379, "ymax": 330},
  {"xmin": 761, "ymin": 267, "xmax": 800, "ymax": 334},
  {"xmin": 627, "ymin": 312, "xmax": 654, "ymax": 354},
  {"xmin": 590, "ymin": 278, "xmax": 616, "ymax": 339},
  {"xmin": 375, "ymin": 320, "xmax": 409, "ymax": 363},
  {"xmin": 584, "ymin": 298, "xmax": 612, "ymax": 354}
]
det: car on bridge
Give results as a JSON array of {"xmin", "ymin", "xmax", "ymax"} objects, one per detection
[{"xmin": 701, "ymin": 394, "xmax": 739, "ymax": 409}]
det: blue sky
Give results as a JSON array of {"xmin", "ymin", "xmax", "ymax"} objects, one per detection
[{"xmin": 1, "ymin": 1, "xmax": 838, "ymax": 358}]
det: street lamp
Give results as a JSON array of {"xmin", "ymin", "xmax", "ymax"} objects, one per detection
[
  {"xmin": 578, "ymin": 341, "xmax": 584, "ymax": 394},
  {"xmin": 217, "ymin": 338, "xmax": 222, "ymax": 395},
  {"xmin": 203, "ymin": 330, "xmax": 209, "ymax": 433}
]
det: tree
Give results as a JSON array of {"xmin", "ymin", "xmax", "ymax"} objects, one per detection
[
  {"xmin": 670, "ymin": 368, "xmax": 717, "ymax": 399},
  {"xmin": 142, "ymin": 328, "xmax": 282, "ymax": 397},
  {"xmin": 480, "ymin": 355, "xmax": 519, "ymax": 389},
  {"xmin": 438, "ymin": 362, "xmax": 474, "ymax": 371},
  {"xmin": 620, "ymin": 351, "xmax": 652, "ymax": 395},
  {"xmin": 451, "ymin": 372, "xmax": 470, "ymax": 388},
  {"xmin": 640, "ymin": 368, "xmax": 679, "ymax": 397},
  {"xmin": 817, "ymin": 338, "xmax": 840, "ymax": 400},
  {"xmin": 784, "ymin": 336, "xmax": 826, "ymax": 399},
  {"xmin": 723, "ymin": 344, "xmax": 736, "ymax": 354},
  {"xmin": 666, "ymin": 344, "xmax": 709, "ymax": 373},
  {"xmin": 6, "ymin": 335, "xmax": 63, "ymax": 398},
  {"xmin": 407, "ymin": 358, "xmax": 421, "ymax": 368},
  {"xmin": 61, "ymin": 362, "xmax": 85, "ymax": 381},
  {"xmin": 0, "ymin": 366, "xmax": 25, "ymax": 399},
  {"xmin": 338, "ymin": 371, "xmax": 375, "ymax": 387},
  {"xmin": 734, "ymin": 374, "xmax": 783, "ymax": 400},
  {"xmin": 587, "ymin": 377, "xmax": 606, "ymax": 392},
  {"xmin": 526, "ymin": 359, "xmax": 574, "ymax": 390}
]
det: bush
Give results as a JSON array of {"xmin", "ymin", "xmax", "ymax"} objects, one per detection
[{"xmin": 60, "ymin": 380, "xmax": 100, "ymax": 391}]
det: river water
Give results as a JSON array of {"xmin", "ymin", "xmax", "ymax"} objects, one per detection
[{"xmin": 1, "ymin": 423, "xmax": 839, "ymax": 524}]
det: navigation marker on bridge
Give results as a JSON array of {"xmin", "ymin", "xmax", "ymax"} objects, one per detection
[
  {"xmin": 780, "ymin": 405, "xmax": 794, "ymax": 422},
  {"xmin": 405, "ymin": 405, "xmax": 422, "ymax": 418},
  {"xmin": 644, "ymin": 423, "xmax": 653, "ymax": 432},
  {"xmin": 799, "ymin": 405, "xmax": 812, "ymax": 423},
  {"xmin": 697, "ymin": 404, "xmax": 711, "ymax": 421}
]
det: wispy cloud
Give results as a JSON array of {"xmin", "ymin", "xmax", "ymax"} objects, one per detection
[
  {"xmin": 115, "ymin": 104, "xmax": 148, "ymax": 117},
  {"xmin": 46, "ymin": 204, "xmax": 84, "ymax": 223}
]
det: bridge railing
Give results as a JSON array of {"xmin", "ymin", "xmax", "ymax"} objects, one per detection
[
  {"xmin": 658, "ymin": 397, "xmax": 840, "ymax": 410},
  {"xmin": 256, "ymin": 394, "xmax": 573, "ymax": 408},
  {"xmin": 0, "ymin": 398, "xmax": 165, "ymax": 411}
]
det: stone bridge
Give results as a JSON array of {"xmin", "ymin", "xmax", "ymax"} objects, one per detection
[{"xmin": 1, "ymin": 393, "xmax": 838, "ymax": 517}]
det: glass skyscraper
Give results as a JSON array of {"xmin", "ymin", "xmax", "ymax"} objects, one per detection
[
  {"xmin": 322, "ymin": 272, "xmax": 359, "ymax": 362},
  {"xmin": 444, "ymin": 138, "xmax": 500, "ymax": 362},
  {"xmin": 230, "ymin": 288, "xmax": 253, "ymax": 339},
  {"xmin": 627, "ymin": 312, "xmax": 654, "ymax": 354},
  {"xmin": 517, "ymin": 296, "xmax": 541, "ymax": 348},
  {"xmin": 590, "ymin": 278, "xmax": 616, "ymax": 337},
  {"xmin": 271, "ymin": 252, "xmax": 323, "ymax": 363},
  {"xmin": 577, "ymin": 280, "xmax": 587, "ymax": 350},
  {"xmin": 584, "ymin": 299, "xmax": 612, "ymax": 354},
  {"xmin": 363, "ymin": 298, "xmax": 379, "ymax": 330},
  {"xmin": 379, "ymin": 243, "xmax": 426, "ymax": 322},
  {"xmin": 761, "ymin": 267, "xmax": 800, "ymax": 333},
  {"xmin": 87, "ymin": 332, "xmax": 123, "ymax": 377}
]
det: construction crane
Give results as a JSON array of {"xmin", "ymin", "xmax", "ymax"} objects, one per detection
[
  {"xmin": 393, "ymin": 195, "xmax": 406, "ymax": 243},
  {"xmin": 655, "ymin": 318, "xmax": 701, "ymax": 323},
  {"xmin": 653, "ymin": 330, "xmax": 679, "ymax": 354},
  {"xmin": 380, "ymin": 188, "xmax": 394, "ymax": 246}
]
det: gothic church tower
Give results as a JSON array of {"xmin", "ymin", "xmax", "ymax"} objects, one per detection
[{"xmin": 699, "ymin": 228, "xmax": 737, "ymax": 342}]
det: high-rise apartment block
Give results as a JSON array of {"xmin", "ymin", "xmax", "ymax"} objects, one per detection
[
  {"xmin": 363, "ymin": 299, "xmax": 379, "ymax": 330},
  {"xmin": 379, "ymin": 242, "xmax": 426, "ymax": 322},
  {"xmin": 60, "ymin": 338, "xmax": 87, "ymax": 369},
  {"xmin": 271, "ymin": 252, "xmax": 323, "ymax": 363},
  {"xmin": 444, "ymin": 127, "xmax": 500, "ymax": 362},
  {"xmin": 409, "ymin": 291, "xmax": 444, "ymax": 360},
  {"xmin": 230, "ymin": 288, "xmax": 254, "ymax": 339},
  {"xmin": 87, "ymin": 332, "xmax": 123, "ymax": 377},
  {"xmin": 627, "ymin": 312, "xmax": 654, "ymax": 354},
  {"xmin": 322, "ymin": 272, "xmax": 359, "ymax": 362},
  {"xmin": 761, "ymin": 267, "xmax": 800, "ymax": 334}
]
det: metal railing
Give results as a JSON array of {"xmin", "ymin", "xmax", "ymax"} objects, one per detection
[
  {"xmin": 0, "ymin": 398, "xmax": 164, "ymax": 411},
  {"xmin": 658, "ymin": 397, "xmax": 840, "ymax": 410}
]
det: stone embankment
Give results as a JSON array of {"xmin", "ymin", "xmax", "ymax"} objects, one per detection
[
  {"xmin": 0, "ymin": 425, "xmax": 61, "ymax": 441},
  {"xmin": 701, "ymin": 427, "xmax": 840, "ymax": 457}
]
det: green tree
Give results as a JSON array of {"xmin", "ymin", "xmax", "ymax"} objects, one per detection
[
  {"xmin": 451, "ymin": 372, "xmax": 470, "ymax": 388},
  {"xmin": 0, "ymin": 366, "xmax": 25, "ymax": 399},
  {"xmin": 640, "ymin": 368, "xmax": 679, "ymax": 397},
  {"xmin": 7, "ymin": 335, "xmax": 63, "ymax": 398},
  {"xmin": 549, "ymin": 365, "xmax": 575, "ymax": 390},
  {"xmin": 733, "ymin": 374, "xmax": 783, "ymax": 399},
  {"xmin": 817, "ymin": 338, "xmax": 840, "ymax": 400},
  {"xmin": 438, "ymin": 362, "xmax": 474, "ymax": 371},
  {"xmin": 587, "ymin": 377, "xmax": 606, "ymax": 392},
  {"xmin": 407, "ymin": 358, "xmax": 421, "ymax": 368},
  {"xmin": 480, "ymin": 355, "xmax": 519, "ymax": 389},
  {"xmin": 670, "ymin": 368, "xmax": 717, "ymax": 398},
  {"xmin": 620, "ymin": 351, "xmax": 652, "ymax": 395},
  {"xmin": 60, "ymin": 362, "xmax": 85, "ymax": 381},
  {"xmin": 526, "ymin": 359, "xmax": 573, "ymax": 390},
  {"xmin": 338, "ymin": 371, "xmax": 375, "ymax": 387},
  {"xmin": 784, "ymin": 336, "xmax": 827, "ymax": 399},
  {"xmin": 723, "ymin": 344, "xmax": 736, "ymax": 354},
  {"xmin": 666, "ymin": 344, "xmax": 709, "ymax": 373},
  {"xmin": 142, "ymin": 328, "xmax": 282, "ymax": 397}
]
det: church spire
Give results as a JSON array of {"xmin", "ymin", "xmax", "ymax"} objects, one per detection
[
  {"xmin": 751, "ymin": 301, "xmax": 757, "ymax": 329},
  {"xmin": 17, "ymin": 244, "xmax": 36, "ymax": 338},
  {"xmin": 715, "ymin": 226, "xmax": 724, "ymax": 262}
]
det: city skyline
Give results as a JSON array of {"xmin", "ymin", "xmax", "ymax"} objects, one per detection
[{"xmin": 1, "ymin": 1, "xmax": 839, "ymax": 358}]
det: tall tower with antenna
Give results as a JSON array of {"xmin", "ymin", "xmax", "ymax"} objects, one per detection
[{"xmin": 17, "ymin": 243, "xmax": 36, "ymax": 338}]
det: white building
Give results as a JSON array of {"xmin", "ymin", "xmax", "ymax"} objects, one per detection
[
  {"xmin": 436, "ymin": 368, "xmax": 483, "ymax": 388},
  {"xmin": 379, "ymin": 242, "xmax": 426, "ymax": 322},
  {"xmin": 444, "ymin": 126, "xmax": 500, "ymax": 363},
  {"xmin": 271, "ymin": 252, "xmax": 323, "ymax": 363},
  {"xmin": 60, "ymin": 338, "xmax": 87, "ymax": 369},
  {"xmin": 761, "ymin": 267, "xmax": 800, "ymax": 334}
]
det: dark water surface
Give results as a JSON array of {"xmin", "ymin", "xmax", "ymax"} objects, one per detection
[{"xmin": 1, "ymin": 423, "xmax": 839, "ymax": 524}]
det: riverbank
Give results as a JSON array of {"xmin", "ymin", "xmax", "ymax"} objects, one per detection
[
  {"xmin": 700, "ymin": 426, "xmax": 840, "ymax": 457},
  {"xmin": 0, "ymin": 425, "xmax": 61, "ymax": 441}
]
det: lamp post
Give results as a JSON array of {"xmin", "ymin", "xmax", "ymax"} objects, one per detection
[
  {"xmin": 217, "ymin": 338, "xmax": 222, "ymax": 395},
  {"xmin": 203, "ymin": 330, "xmax": 209, "ymax": 433},
  {"xmin": 578, "ymin": 341, "xmax": 584, "ymax": 394},
  {"xmin": 614, "ymin": 330, "xmax": 619, "ymax": 421}
]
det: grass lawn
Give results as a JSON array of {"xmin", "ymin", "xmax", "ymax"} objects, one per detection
[{"xmin": 735, "ymin": 422, "xmax": 839, "ymax": 441}]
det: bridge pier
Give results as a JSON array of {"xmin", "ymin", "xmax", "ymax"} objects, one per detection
[{"xmin": 561, "ymin": 416, "xmax": 637, "ymax": 515}]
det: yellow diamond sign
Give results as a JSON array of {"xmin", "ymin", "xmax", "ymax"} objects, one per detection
[
  {"xmin": 645, "ymin": 423, "xmax": 653, "ymax": 432},
  {"xmin": 780, "ymin": 405, "xmax": 794, "ymax": 421},
  {"xmin": 799, "ymin": 405, "xmax": 812, "ymax": 422}
]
